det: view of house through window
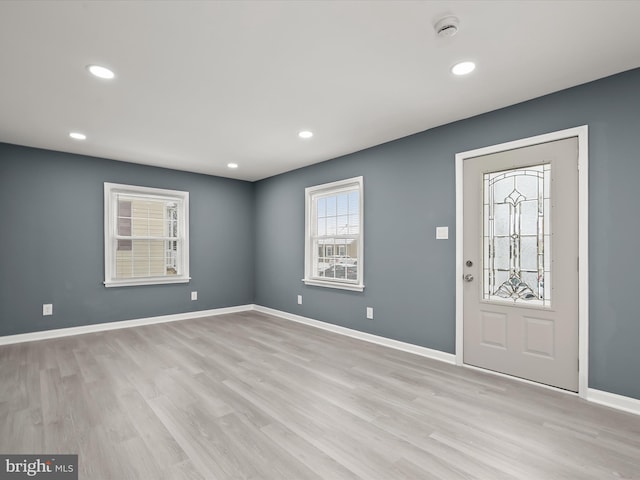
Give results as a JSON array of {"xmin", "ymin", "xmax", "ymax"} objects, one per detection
[
  {"xmin": 115, "ymin": 197, "xmax": 178, "ymax": 278},
  {"xmin": 104, "ymin": 183, "xmax": 189, "ymax": 287},
  {"xmin": 304, "ymin": 176, "xmax": 364, "ymax": 291}
]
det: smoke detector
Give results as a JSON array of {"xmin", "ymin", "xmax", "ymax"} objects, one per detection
[{"xmin": 435, "ymin": 16, "xmax": 459, "ymax": 37}]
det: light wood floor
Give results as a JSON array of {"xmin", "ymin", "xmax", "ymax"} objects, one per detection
[{"xmin": 1, "ymin": 311, "xmax": 639, "ymax": 479}]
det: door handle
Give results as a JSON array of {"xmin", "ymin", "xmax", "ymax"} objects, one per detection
[{"xmin": 464, "ymin": 274, "xmax": 474, "ymax": 282}]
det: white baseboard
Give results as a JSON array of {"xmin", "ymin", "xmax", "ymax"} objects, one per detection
[
  {"xmin": 252, "ymin": 305, "xmax": 456, "ymax": 365},
  {"xmin": 0, "ymin": 304, "xmax": 254, "ymax": 345},
  {"xmin": 587, "ymin": 388, "xmax": 640, "ymax": 416},
  {"xmin": 3, "ymin": 303, "xmax": 638, "ymax": 417},
  {"xmin": 252, "ymin": 306, "xmax": 640, "ymax": 416}
]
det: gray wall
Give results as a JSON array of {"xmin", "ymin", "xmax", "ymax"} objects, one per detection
[
  {"xmin": 254, "ymin": 67, "xmax": 640, "ymax": 400},
  {"xmin": 2, "ymin": 68, "xmax": 638, "ymax": 401},
  {"xmin": 0, "ymin": 144, "xmax": 255, "ymax": 336}
]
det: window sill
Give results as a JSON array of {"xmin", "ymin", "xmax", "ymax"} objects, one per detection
[
  {"xmin": 302, "ymin": 278, "xmax": 365, "ymax": 292},
  {"xmin": 104, "ymin": 276, "xmax": 191, "ymax": 288}
]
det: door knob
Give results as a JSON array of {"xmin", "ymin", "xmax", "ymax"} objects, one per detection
[{"xmin": 464, "ymin": 274, "xmax": 474, "ymax": 282}]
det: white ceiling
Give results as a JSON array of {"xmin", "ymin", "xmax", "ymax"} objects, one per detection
[{"xmin": 1, "ymin": 1, "xmax": 639, "ymax": 182}]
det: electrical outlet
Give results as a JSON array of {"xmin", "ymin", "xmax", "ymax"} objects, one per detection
[
  {"xmin": 43, "ymin": 304, "xmax": 53, "ymax": 316},
  {"xmin": 297, "ymin": 295, "xmax": 302, "ymax": 305},
  {"xmin": 191, "ymin": 291, "xmax": 198, "ymax": 301},
  {"xmin": 366, "ymin": 307, "xmax": 373, "ymax": 320}
]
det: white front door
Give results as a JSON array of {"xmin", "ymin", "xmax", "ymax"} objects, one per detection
[{"xmin": 462, "ymin": 137, "xmax": 579, "ymax": 391}]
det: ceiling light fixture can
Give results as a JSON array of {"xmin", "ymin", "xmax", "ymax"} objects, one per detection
[
  {"xmin": 298, "ymin": 130, "xmax": 313, "ymax": 139},
  {"xmin": 69, "ymin": 132, "xmax": 86, "ymax": 140},
  {"xmin": 451, "ymin": 61, "xmax": 476, "ymax": 75},
  {"xmin": 87, "ymin": 65, "xmax": 115, "ymax": 79}
]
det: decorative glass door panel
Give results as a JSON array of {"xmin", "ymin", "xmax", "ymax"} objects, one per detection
[
  {"xmin": 464, "ymin": 136, "xmax": 579, "ymax": 392},
  {"xmin": 483, "ymin": 164, "xmax": 551, "ymax": 306}
]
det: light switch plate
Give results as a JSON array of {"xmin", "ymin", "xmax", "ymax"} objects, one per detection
[{"xmin": 436, "ymin": 226, "xmax": 449, "ymax": 239}]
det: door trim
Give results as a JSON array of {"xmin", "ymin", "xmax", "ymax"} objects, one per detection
[{"xmin": 455, "ymin": 126, "xmax": 589, "ymax": 398}]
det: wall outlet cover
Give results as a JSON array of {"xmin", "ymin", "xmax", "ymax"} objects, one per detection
[
  {"xmin": 43, "ymin": 304, "xmax": 53, "ymax": 316},
  {"xmin": 191, "ymin": 291, "xmax": 198, "ymax": 301}
]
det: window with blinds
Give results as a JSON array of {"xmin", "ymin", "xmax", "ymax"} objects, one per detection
[
  {"xmin": 304, "ymin": 176, "xmax": 364, "ymax": 291},
  {"xmin": 104, "ymin": 183, "xmax": 189, "ymax": 287}
]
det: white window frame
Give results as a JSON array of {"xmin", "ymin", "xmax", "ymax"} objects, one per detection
[
  {"xmin": 104, "ymin": 182, "xmax": 190, "ymax": 287},
  {"xmin": 303, "ymin": 176, "xmax": 364, "ymax": 292}
]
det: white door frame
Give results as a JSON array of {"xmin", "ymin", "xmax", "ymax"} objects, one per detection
[{"xmin": 455, "ymin": 126, "xmax": 589, "ymax": 398}]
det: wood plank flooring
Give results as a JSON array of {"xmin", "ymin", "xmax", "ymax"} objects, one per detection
[{"xmin": 1, "ymin": 311, "xmax": 639, "ymax": 479}]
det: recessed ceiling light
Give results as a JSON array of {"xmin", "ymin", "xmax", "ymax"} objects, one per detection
[
  {"xmin": 227, "ymin": 163, "xmax": 238, "ymax": 169},
  {"xmin": 298, "ymin": 130, "xmax": 313, "ymax": 139},
  {"xmin": 87, "ymin": 65, "xmax": 115, "ymax": 79},
  {"xmin": 451, "ymin": 61, "xmax": 476, "ymax": 76},
  {"xmin": 69, "ymin": 132, "xmax": 86, "ymax": 140}
]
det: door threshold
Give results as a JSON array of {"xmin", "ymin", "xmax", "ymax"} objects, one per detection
[{"xmin": 462, "ymin": 362, "xmax": 579, "ymax": 396}]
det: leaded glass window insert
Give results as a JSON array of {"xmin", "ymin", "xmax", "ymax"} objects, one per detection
[{"xmin": 483, "ymin": 164, "xmax": 550, "ymax": 306}]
